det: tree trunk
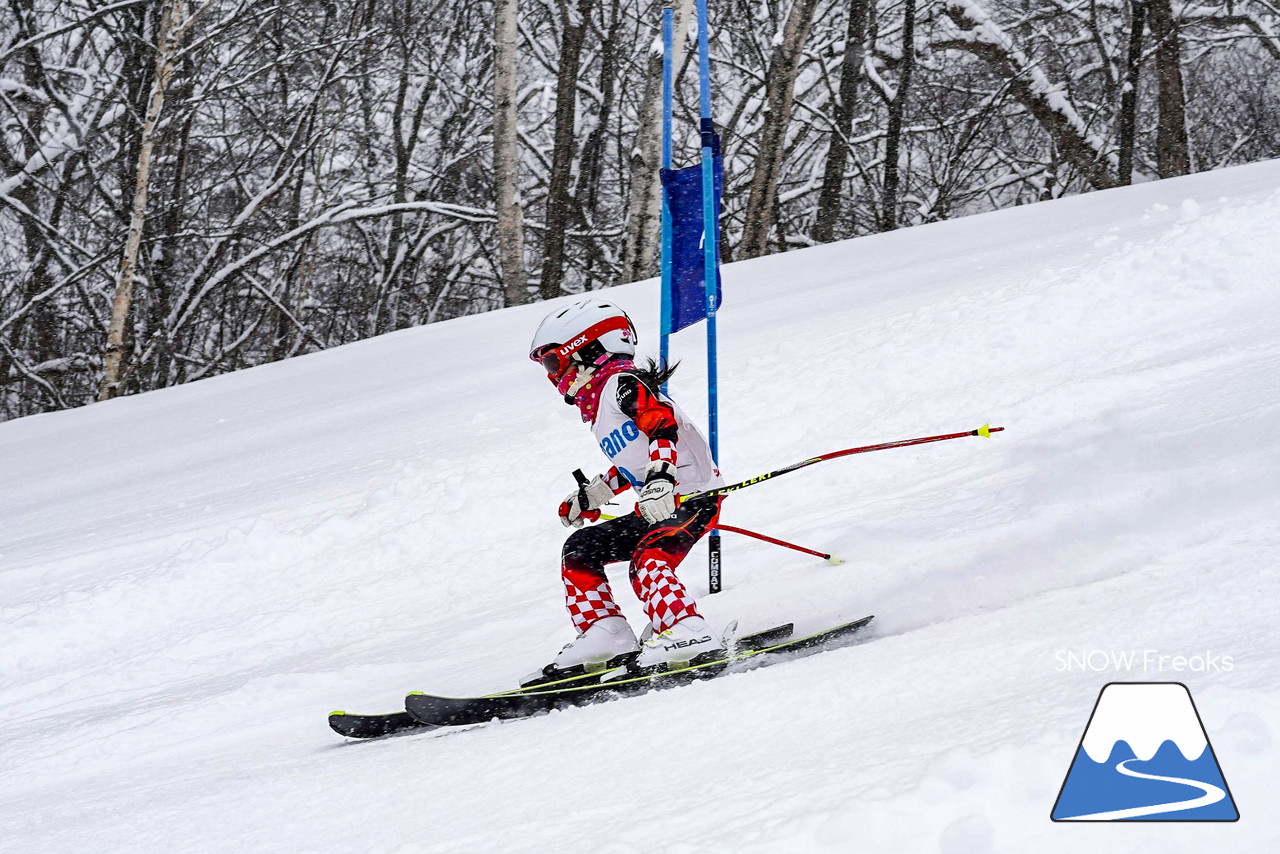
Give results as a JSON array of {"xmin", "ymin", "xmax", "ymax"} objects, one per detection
[
  {"xmin": 811, "ymin": 0, "xmax": 871, "ymax": 244},
  {"xmin": 740, "ymin": 0, "xmax": 823, "ymax": 259},
  {"xmin": 620, "ymin": 0, "xmax": 696, "ymax": 284},
  {"xmin": 3, "ymin": 0, "xmax": 56, "ymax": 389},
  {"xmin": 880, "ymin": 0, "xmax": 917, "ymax": 232},
  {"xmin": 494, "ymin": 0, "xmax": 528, "ymax": 305},
  {"xmin": 538, "ymin": 0, "xmax": 596, "ymax": 300},
  {"xmin": 1146, "ymin": 0, "xmax": 1191, "ymax": 177},
  {"xmin": 574, "ymin": 0, "xmax": 621, "ymax": 289},
  {"xmin": 379, "ymin": 5, "xmax": 413, "ymax": 336},
  {"xmin": 146, "ymin": 61, "xmax": 197, "ymax": 385},
  {"xmin": 99, "ymin": 0, "xmax": 186, "ymax": 402},
  {"xmin": 1117, "ymin": 0, "xmax": 1146, "ymax": 185}
]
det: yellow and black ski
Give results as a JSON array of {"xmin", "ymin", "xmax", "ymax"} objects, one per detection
[
  {"xmin": 402, "ymin": 616, "xmax": 872, "ymax": 729},
  {"xmin": 329, "ymin": 623, "xmax": 797, "ymax": 739}
]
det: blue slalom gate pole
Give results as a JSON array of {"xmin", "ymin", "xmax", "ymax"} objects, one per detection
[
  {"xmin": 659, "ymin": 7, "xmax": 674, "ymax": 394},
  {"xmin": 695, "ymin": 0, "xmax": 722, "ymax": 593}
]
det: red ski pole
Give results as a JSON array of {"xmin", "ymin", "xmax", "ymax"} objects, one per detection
[
  {"xmin": 713, "ymin": 523, "xmax": 841, "ymax": 563},
  {"xmin": 683, "ymin": 424, "xmax": 1004, "ymax": 503},
  {"xmin": 599, "ymin": 509, "xmax": 838, "ymax": 562}
]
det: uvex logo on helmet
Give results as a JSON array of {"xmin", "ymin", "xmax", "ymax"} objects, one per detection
[{"xmin": 559, "ymin": 334, "xmax": 590, "ymax": 355}]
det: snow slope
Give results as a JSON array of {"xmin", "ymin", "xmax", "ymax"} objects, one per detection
[{"xmin": 4, "ymin": 161, "xmax": 1279, "ymax": 853}]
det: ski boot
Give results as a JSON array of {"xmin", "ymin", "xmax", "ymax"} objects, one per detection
[
  {"xmin": 521, "ymin": 616, "xmax": 640, "ymax": 688},
  {"xmin": 633, "ymin": 615, "xmax": 725, "ymax": 673}
]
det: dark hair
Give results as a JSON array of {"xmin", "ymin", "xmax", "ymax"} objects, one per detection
[{"xmin": 632, "ymin": 357, "xmax": 679, "ymax": 393}]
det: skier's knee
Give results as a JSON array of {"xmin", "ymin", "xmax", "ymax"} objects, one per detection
[
  {"xmin": 564, "ymin": 525, "xmax": 615, "ymax": 570},
  {"xmin": 561, "ymin": 526, "xmax": 592, "ymax": 561}
]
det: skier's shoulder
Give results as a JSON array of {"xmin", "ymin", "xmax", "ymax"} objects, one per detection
[
  {"xmin": 613, "ymin": 370, "xmax": 670, "ymax": 418},
  {"xmin": 614, "ymin": 359, "xmax": 676, "ymax": 411},
  {"xmin": 612, "ymin": 370, "xmax": 645, "ymax": 412}
]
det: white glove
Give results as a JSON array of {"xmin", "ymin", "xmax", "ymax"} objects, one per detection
[
  {"xmin": 559, "ymin": 473, "xmax": 615, "ymax": 528},
  {"xmin": 637, "ymin": 476, "xmax": 677, "ymax": 524}
]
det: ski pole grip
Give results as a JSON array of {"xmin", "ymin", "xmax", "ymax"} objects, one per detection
[
  {"xmin": 572, "ymin": 468, "xmax": 590, "ymax": 513},
  {"xmin": 571, "ymin": 469, "xmax": 602, "ymax": 523}
]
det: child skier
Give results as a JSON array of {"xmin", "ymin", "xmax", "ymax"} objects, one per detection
[{"xmin": 529, "ymin": 298, "xmax": 725, "ymax": 674}]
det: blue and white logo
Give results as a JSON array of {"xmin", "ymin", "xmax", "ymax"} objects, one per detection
[
  {"xmin": 1052, "ymin": 682, "xmax": 1239, "ymax": 821},
  {"xmin": 599, "ymin": 420, "xmax": 641, "ymax": 459}
]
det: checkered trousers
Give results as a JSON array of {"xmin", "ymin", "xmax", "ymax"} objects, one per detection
[
  {"xmin": 562, "ymin": 566, "xmax": 623, "ymax": 633},
  {"xmin": 630, "ymin": 553, "xmax": 699, "ymax": 633},
  {"xmin": 560, "ymin": 495, "xmax": 717, "ymax": 635}
]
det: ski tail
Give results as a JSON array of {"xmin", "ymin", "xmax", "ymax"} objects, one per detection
[
  {"xmin": 328, "ymin": 710, "xmax": 437, "ymax": 739},
  {"xmin": 734, "ymin": 622, "xmax": 794, "ymax": 650}
]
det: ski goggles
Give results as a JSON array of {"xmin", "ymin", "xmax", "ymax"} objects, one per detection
[{"xmin": 530, "ymin": 316, "xmax": 633, "ymax": 380}]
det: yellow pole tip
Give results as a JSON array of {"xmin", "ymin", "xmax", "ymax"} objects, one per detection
[{"xmin": 978, "ymin": 424, "xmax": 991, "ymax": 438}]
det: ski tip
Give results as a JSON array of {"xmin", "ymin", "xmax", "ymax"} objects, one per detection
[
  {"xmin": 406, "ymin": 691, "xmax": 423, "ymax": 696},
  {"xmin": 329, "ymin": 710, "xmax": 346, "ymax": 717}
]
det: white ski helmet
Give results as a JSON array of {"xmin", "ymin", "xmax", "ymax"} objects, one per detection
[{"xmin": 528, "ymin": 298, "xmax": 637, "ymax": 381}]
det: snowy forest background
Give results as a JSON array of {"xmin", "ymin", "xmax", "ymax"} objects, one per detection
[{"xmin": 2, "ymin": 0, "xmax": 1277, "ymax": 421}]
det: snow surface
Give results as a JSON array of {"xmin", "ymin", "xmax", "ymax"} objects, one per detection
[{"xmin": 5, "ymin": 160, "xmax": 1280, "ymax": 852}]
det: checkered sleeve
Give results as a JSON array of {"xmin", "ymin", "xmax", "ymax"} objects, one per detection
[
  {"xmin": 645, "ymin": 437, "xmax": 677, "ymax": 482},
  {"xmin": 604, "ymin": 466, "xmax": 630, "ymax": 494}
]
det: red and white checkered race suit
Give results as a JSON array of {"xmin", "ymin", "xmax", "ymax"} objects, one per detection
[{"xmin": 561, "ymin": 363, "xmax": 724, "ymax": 635}]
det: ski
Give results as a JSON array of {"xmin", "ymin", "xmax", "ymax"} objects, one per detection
[
  {"xmin": 328, "ymin": 623, "xmax": 797, "ymax": 740},
  {"xmin": 404, "ymin": 616, "xmax": 872, "ymax": 728},
  {"xmin": 328, "ymin": 666, "xmax": 624, "ymax": 739},
  {"xmin": 328, "ymin": 710, "xmax": 436, "ymax": 740},
  {"xmin": 730, "ymin": 621, "xmax": 795, "ymax": 650}
]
